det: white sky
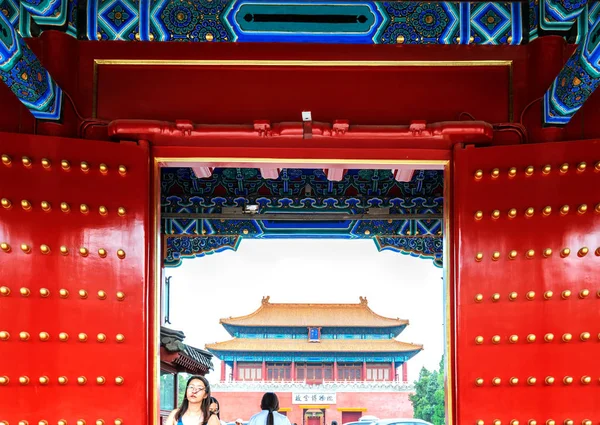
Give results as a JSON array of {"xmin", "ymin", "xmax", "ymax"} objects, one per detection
[{"xmin": 166, "ymin": 239, "xmax": 444, "ymax": 384}]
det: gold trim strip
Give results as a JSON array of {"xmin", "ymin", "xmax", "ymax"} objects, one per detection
[
  {"xmin": 93, "ymin": 59, "xmax": 513, "ymax": 121},
  {"xmin": 336, "ymin": 408, "xmax": 368, "ymax": 412},
  {"xmin": 443, "ymin": 158, "xmax": 453, "ymax": 425},
  {"xmin": 156, "ymin": 157, "xmax": 447, "ymax": 167},
  {"xmin": 152, "ymin": 147, "xmax": 161, "ymax": 425},
  {"xmin": 299, "ymin": 405, "xmax": 331, "ymax": 409},
  {"xmin": 96, "ymin": 59, "xmax": 512, "ymax": 66}
]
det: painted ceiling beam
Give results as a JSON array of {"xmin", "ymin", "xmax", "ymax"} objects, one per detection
[
  {"xmin": 543, "ymin": 1, "xmax": 596, "ymax": 126},
  {"xmin": 393, "ymin": 169, "xmax": 415, "ymax": 182},
  {"xmin": 190, "ymin": 166, "xmax": 214, "ymax": 179},
  {"xmin": 0, "ymin": 12, "xmax": 63, "ymax": 120},
  {"xmin": 21, "ymin": 0, "xmax": 63, "ymax": 17}
]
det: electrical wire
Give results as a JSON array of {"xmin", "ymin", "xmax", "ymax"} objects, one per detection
[
  {"xmin": 519, "ymin": 97, "xmax": 543, "ymax": 126},
  {"xmin": 63, "ymin": 89, "xmax": 109, "ymax": 138},
  {"xmin": 458, "ymin": 112, "xmax": 477, "ymax": 121}
]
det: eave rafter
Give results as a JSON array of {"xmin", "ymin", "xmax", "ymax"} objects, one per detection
[{"xmin": 0, "ymin": 5, "xmax": 63, "ymax": 120}]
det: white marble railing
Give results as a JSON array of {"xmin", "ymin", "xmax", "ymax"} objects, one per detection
[{"xmin": 211, "ymin": 380, "xmax": 415, "ymax": 392}]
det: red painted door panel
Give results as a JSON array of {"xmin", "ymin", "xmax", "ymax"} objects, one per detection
[
  {"xmin": 453, "ymin": 140, "xmax": 600, "ymax": 425},
  {"xmin": 341, "ymin": 411, "xmax": 361, "ymax": 423},
  {"xmin": 0, "ymin": 134, "xmax": 150, "ymax": 424}
]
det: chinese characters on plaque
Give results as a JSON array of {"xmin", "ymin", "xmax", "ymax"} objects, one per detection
[{"xmin": 292, "ymin": 393, "xmax": 336, "ymax": 404}]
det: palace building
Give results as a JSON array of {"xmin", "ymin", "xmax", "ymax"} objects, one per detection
[{"xmin": 206, "ymin": 297, "xmax": 422, "ymax": 425}]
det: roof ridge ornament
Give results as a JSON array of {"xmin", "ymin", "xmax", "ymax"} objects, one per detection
[
  {"xmin": 262, "ymin": 296, "xmax": 271, "ymax": 305},
  {"xmin": 359, "ymin": 296, "xmax": 368, "ymax": 305}
]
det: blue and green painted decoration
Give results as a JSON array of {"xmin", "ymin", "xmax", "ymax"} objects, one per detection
[
  {"xmin": 544, "ymin": 1, "xmax": 600, "ymax": 125},
  {"xmin": 85, "ymin": 0, "xmax": 526, "ymax": 44},
  {"xmin": 161, "ymin": 168, "xmax": 444, "ymax": 268},
  {"xmin": 0, "ymin": 11, "xmax": 63, "ymax": 120}
]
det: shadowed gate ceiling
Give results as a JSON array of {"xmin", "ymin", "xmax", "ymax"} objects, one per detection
[
  {"xmin": 161, "ymin": 168, "xmax": 444, "ymax": 268},
  {"xmin": 2, "ymin": 0, "xmax": 600, "ymax": 127}
]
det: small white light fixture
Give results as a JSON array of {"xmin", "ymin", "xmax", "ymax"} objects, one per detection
[
  {"xmin": 302, "ymin": 111, "xmax": 312, "ymax": 122},
  {"xmin": 243, "ymin": 204, "xmax": 260, "ymax": 214}
]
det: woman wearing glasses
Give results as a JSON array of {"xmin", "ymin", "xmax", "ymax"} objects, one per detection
[{"xmin": 166, "ymin": 375, "xmax": 221, "ymax": 425}]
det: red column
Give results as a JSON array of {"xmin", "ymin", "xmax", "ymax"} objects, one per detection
[
  {"xmin": 362, "ymin": 362, "xmax": 367, "ymax": 381},
  {"xmin": 233, "ymin": 360, "xmax": 238, "ymax": 381},
  {"xmin": 402, "ymin": 362, "xmax": 408, "ymax": 382},
  {"xmin": 221, "ymin": 361, "xmax": 226, "ymax": 382},
  {"xmin": 291, "ymin": 361, "xmax": 296, "ymax": 382},
  {"xmin": 391, "ymin": 360, "xmax": 396, "ymax": 382},
  {"xmin": 262, "ymin": 361, "xmax": 267, "ymax": 381},
  {"xmin": 333, "ymin": 360, "xmax": 338, "ymax": 382}
]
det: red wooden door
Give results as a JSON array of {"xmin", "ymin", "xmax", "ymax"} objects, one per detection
[
  {"xmin": 307, "ymin": 417, "xmax": 320, "ymax": 425},
  {"xmin": 453, "ymin": 140, "xmax": 600, "ymax": 425},
  {"xmin": 0, "ymin": 134, "xmax": 151, "ymax": 424},
  {"xmin": 341, "ymin": 411, "xmax": 361, "ymax": 423}
]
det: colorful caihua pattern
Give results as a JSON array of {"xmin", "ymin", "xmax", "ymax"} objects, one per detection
[
  {"xmin": 0, "ymin": 0, "xmax": 592, "ymax": 44},
  {"xmin": 150, "ymin": 0, "xmax": 232, "ymax": 41},
  {"xmin": 162, "ymin": 168, "xmax": 444, "ymax": 268},
  {"xmin": 165, "ymin": 235, "xmax": 241, "ymax": 266},
  {"xmin": 0, "ymin": 11, "xmax": 63, "ymax": 120},
  {"xmin": 544, "ymin": 12, "xmax": 600, "ymax": 125},
  {"xmin": 85, "ymin": 0, "xmax": 527, "ymax": 44},
  {"xmin": 540, "ymin": 0, "xmax": 588, "ymax": 31},
  {"xmin": 21, "ymin": 0, "xmax": 63, "ymax": 17}
]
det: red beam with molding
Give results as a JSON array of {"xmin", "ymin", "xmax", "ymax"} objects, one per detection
[{"xmin": 108, "ymin": 120, "xmax": 495, "ymax": 148}]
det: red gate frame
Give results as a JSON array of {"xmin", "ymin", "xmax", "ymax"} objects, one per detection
[{"xmin": 151, "ymin": 145, "xmax": 453, "ymax": 425}]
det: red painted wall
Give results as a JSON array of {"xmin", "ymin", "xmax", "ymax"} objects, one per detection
[{"xmin": 212, "ymin": 391, "xmax": 414, "ymax": 425}]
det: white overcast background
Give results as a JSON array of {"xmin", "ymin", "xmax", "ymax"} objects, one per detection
[{"xmin": 166, "ymin": 239, "xmax": 444, "ymax": 384}]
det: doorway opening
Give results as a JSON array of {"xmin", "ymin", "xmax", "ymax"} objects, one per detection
[{"xmin": 154, "ymin": 160, "xmax": 451, "ymax": 425}]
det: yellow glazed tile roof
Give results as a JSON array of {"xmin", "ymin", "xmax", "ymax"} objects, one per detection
[
  {"xmin": 220, "ymin": 296, "xmax": 408, "ymax": 328},
  {"xmin": 205, "ymin": 338, "xmax": 422, "ymax": 353}
]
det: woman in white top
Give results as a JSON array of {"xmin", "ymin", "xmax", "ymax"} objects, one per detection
[
  {"xmin": 166, "ymin": 375, "xmax": 221, "ymax": 425},
  {"xmin": 248, "ymin": 393, "xmax": 292, "ymax": 425}
]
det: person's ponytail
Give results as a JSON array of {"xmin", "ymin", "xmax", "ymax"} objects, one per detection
[{"xmin": 260, "ymin": 393, "xmax": 280, "ymax": 425}]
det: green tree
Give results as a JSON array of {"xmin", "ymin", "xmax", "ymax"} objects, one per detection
[
  {"xmin": 409, "ymin": 356, "xmax": 445, "ymax": 425},
  {"xmin": 177, "ymin": 372, "xmax": 191, "ymax": 406}
]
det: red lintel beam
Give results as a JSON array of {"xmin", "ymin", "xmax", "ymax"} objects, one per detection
[{"xmin": 108, "ymin": 119, "xmax": 494, "ymax": 147}]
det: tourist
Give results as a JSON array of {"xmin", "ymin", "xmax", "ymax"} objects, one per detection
[
  {"xmin": 209, "ymin": 396, "xmax": 228, "ymax": 425},
  {"xmin": 165, "ymin": 375, "xmax": 221, "ymax": 425},
  {"xmin": 248, "ymin": 393, "xmax": 291, "ymax": 425}
]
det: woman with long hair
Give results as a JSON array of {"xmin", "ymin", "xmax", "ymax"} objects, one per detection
[
  {"xmin": 209, "ymin": 396, "xmax": 227, "ymax": 425},
  {"xmin": 166, "ymin": 375, "xmax": 221, "ymax": 425},
  {"xmin": 248, "ymin": 393, "xmax": 291, "ymax": 425}
]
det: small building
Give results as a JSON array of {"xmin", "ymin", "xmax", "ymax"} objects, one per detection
[
  {"xmin": 206, "ymin": 297, "xmax": 422, "ymax": 425},
  {"xmin": 160, "ymin": 326, "xmax": 214, "ymax": 424}
]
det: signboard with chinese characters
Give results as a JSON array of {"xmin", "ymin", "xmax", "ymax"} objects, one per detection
[{"xmin": 292, "ymin": 392, "xmax": 336, "ymax": 404}]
